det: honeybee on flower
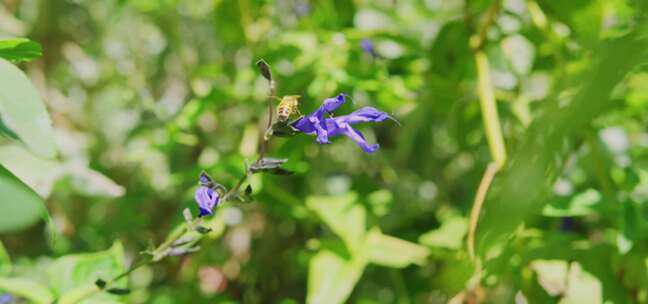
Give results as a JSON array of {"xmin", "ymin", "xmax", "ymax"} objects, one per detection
[{"xmin": 276, "ymin": 95, "xmax": 302, "ymax": 122}]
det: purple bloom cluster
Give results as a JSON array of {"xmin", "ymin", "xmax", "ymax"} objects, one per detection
[
  {"xmin": 291, "ymin": 94, "xmax": 397, "ymax": 153},
  {"xmin": 194, "ymin": 173, "xmax": 221, "ymax": 217}
]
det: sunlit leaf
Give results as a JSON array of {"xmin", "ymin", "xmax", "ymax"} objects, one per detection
[
  {"xmin": 49, "ymin": 242, "xmax": 125, "ymax": 303},
  {"xmin": 543, "ymin": 189, "xmax": 602, "ymax": 217},
  {"xmin": 0, "ymin": 58, "xmax": 56, "ymax": 158},
  {"xmin": 307, "ymin": 250, "xmax": 366, "ymax": 304},
  {"xmin": 562, "ymin": 263, "xmax": 602, "ymax": 304},
  {"xmin": 0, "ymin": 38, "xmax": 42, "ymax": 62},
  {"xmin": 0, "ymin": 277, "xmax": 53, "ymax": 304},
  {"xmin": 307, "ymin": 194, "xmax": 366, "ymax": 253},
  {"xmin": 419, "ymin": 216, "xmax": 468, "ymax": 250},
  {"xmin": 0, "ymin": 164, "xmax": 47, "ymax": 233},
  {"xmin": 365, "ymin": 228, "xmax": 429, "ymax": 268}
]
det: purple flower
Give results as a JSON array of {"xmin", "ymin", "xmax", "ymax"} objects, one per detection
[
  {"xmin": 291, "ymin": 94, "xmax": 397, "ymax": 153},
  {"xmin": 0, "ymin": 294, "xmax": 13, "ymax": 304},
  {"xmin": 195, "ymin": 186, "xmax": 220, "ymax": 217}
]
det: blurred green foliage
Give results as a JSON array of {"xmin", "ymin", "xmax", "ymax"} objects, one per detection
[{"xmin": 1, "ymin": 0, "xmax": 648, "ymax": 303}]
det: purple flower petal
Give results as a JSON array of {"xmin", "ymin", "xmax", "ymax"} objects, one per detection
[
  {"xmin": 320, "ymin": 94, "xmax": 346, "ymax": 113},
  {"xmin": 326, "ymin": 119, "xmax": 380, "ymax": 153},
  {"xmin": 195, "ymin": 186, "xmax": 219, "ymax": 217},
  {"xmin": 291, "ymin": 94, "xmax": 347, "ymax": 143},
  {"xmin": 334, "ymin": 107, "xmax": 397, "ymax": 125}
]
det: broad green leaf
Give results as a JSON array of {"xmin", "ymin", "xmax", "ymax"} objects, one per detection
[
  {"xmin": 307, "ymin": 249, "xmax": 366, "ymax": 304},
  {"xmin": 307, "ymin": 194, "xmax": 366, "ymax": 253},
  {"xmin": 47, "ymin": 242, "xmax": 125, "ymax": 303},
  {"xmin": 419, "ymin": 216, "xmax": 468, "ymax": 250},
  {"xmin": 430, "ymin": 253, "xmax": 473, "ymax": 297},
  {"xmin": 476, "ymin": 27, "xmax": 648, "ymax": 257},
  {"xmin": 0, "ymin": 144, "xmax": 62, "ymax": 197},
  {"xmin": 0, "ymin": 38, "xmax": 42, "ymax": 62},
  {"xmin": 0, "ymin": 58, "xmax": 57, "ymax": 158},
  {"xmin": 58, "ymin": 284, "xmax": 102, "ymax": 304},
  {"xmin": 0, "ymin": 144, "xmax": 124, "ymax": 198},
  {"xmin": 0, "ymin": 164, "xmax": 47, "ymax": 232},
  {"xmin": 0, "ymin": 277, "xmax": 54, "ymax": 304},
  {"xmin": 543, "ymin": 189, "xmax": 602, "ymax": 217},
  {"xmin": 365, "ymin": 229, "xmax": 429, "ymax": 268},
  {"xmin": 0, "ymin": 242, "xmax": 10, "ymax": 276}
]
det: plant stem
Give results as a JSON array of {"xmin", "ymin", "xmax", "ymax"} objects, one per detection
[
  {"xmin": 227, "ymin": 76, "xmax": 276, "ymax": 196},
  {"xmin": 465, "ymin": 0, "xmax": 506, "ymax": 269},
  {"xmin": 467, "ymin": 162, "xmax": 498, "ymax": 261},
  {"xmin": 65, "ymin": 64, "xmax": 279, "ymax": 304},
  {"xmin": 474, "ymin": 51, "xmax": 507, "ymax": 169},
  {"xmin": 469, "ymin": 0, "xmax": 502, "ymax": 51}
]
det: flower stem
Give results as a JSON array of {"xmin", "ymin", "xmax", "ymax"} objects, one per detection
[
  {"xmin": 67, "ymin": 62, "xmax": 279, "ymax": 304},
  {"xmin": 226, "ymin": 71, "xmax": 276, "ymax": 197}
]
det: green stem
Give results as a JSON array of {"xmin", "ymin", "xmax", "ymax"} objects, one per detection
[
  {"xmin": 63, "ymin": 62, "xmax": 279, "ymax": 304},
  {"xmin": 474, "ymin": 51, "xmax": 507, "ymax": 169}
]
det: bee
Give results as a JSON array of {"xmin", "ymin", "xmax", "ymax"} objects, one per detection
[{"xmin": 277, "ymin": 95, "xmax": 301, "ymax": 122}]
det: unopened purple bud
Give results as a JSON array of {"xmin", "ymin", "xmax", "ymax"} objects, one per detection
[
  {"xmin": 199, "ymin": 172, "xmax": 213, "ymax": 187},
  {"xmin": 195, "ymin": 186, "xmax": 220, "ymax": 216}
]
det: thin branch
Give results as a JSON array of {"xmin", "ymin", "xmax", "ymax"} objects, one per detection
[
  {"xmin": 474, "ymin": 50, "xmax": 507, "ymax": 169},
  {"xmin": 467, "ymin": 162, "xmax": 498, "ymax": 261},
  {"xmin": 469, "ymin": 0, "xmax": 502, "ymax": 51},
  {"xmin": 64, "ymin": 61, "xmax": 280, "ymax": 304}
]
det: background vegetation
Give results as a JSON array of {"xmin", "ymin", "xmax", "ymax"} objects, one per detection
[{"xmin": 1, "ymin": 0, "xmax": 648, "ymax": 303}]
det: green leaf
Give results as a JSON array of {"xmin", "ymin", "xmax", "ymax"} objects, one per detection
[
  {"xmin": 476, "ymin": 27, "xmax": 648, "ymax": 257},
  {"xmin": 307, "ymin": 194, "xmax": 366, "ymax": 253},
  {"xmin": 0, "ymin": 58, "xmax": 56, "ymax": 158},
  {"xmin": 307, "ymin": 249, "xmax": 366, "ymax": 304},
  {"xmin": 0, "ymin": 164, "xmax": 47, "ymax": 232},
  {"xmin": 543, "ymin": 189, "xmax": 602, "ymax": 217},
  {"xmin": 365, "ymin": 229, "xmax": 429, "ymax": 268},
  {"xmin": 0, "ymin": 144, "xmax": 63, "ymax": 197},
  {"xmin": 48, "ymin": 242, "xmax": 125, "ymax": 303},
  {"xmin": 561, "ymin": 263, "xmax": 602, "ymax": 304},
  {"xmin": 419, "ymin": 216, "xmax": 468, "ymax": 250},
  {"xmin": 541, "ymin": 0, "xmax": 603, "ymax": 46},
  {"xmin": 0, "ymin": 38, "xmax": 42, "ymax": 62},
  {"xmin": 0, "ymin": 277, "xmax": 54, "ymax": 304},
  {"xmin": 0, "ymin": 144, "xmax": 124, "ymax": 198},
  {"xmin": 0, "ymin": 242, "xmax": 10, "ymax": 276}
]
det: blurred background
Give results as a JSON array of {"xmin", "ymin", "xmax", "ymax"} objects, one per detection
[{"xmin": 1, "ymin": 0, "xmax": 648, "ymax": 303}]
